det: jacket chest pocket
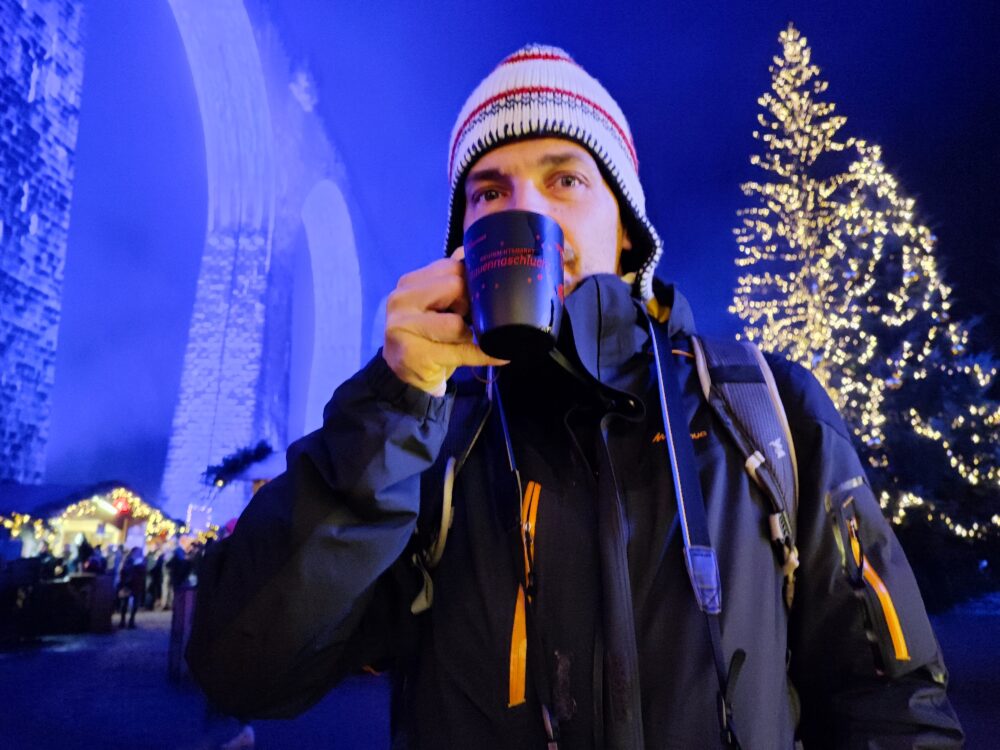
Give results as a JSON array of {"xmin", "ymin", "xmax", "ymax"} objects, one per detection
[{"xmin": 827, "ymin": 478, "xmax": 911, "ymax": 676}]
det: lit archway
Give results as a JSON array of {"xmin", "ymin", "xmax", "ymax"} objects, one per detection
[{"xmin": 289, "ymin": 180, "xmax": 362, "ymax": 440}]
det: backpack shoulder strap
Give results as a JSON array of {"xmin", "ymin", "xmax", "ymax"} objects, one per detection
[
  {"xmin": 691, "ymin": 335, "xmax": 800, "ymax": 608},
  {"xmin": 411, "ymin": 376, "xmax": 492, "ymax": 614}
]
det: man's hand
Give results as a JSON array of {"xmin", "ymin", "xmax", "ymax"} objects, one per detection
[{"xmin": 383, "ymin": 249, "xmax": 507, "ymax": 397}]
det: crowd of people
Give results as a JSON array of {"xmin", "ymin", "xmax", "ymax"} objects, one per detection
[{"xmin": 29, "ymin": 534, "xmax": 212, "ymax": 628}]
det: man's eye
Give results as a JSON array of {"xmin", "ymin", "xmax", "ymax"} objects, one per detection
[
  {"xmin": 555, "ymin": 174, "xmax": 583, "ymax": 189},
  {"xmin": 472, "ymin": 188, "xmax": 502, "ymax": 204}
]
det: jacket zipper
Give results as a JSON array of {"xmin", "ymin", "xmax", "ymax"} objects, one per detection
[
  {"xmin": 829, "ymin": 482, "xmax": 912, "ymax": 668},
  {"xmin": 844, "ymin": 514, "xmax": 911, "ymax": 662},
  {"xmin": 508, "ymin": 480, "xmax": 541, "ymax": 707}
]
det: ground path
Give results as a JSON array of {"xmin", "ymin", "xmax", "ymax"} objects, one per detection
[{"xmin": 1, "ymin": 597, "xmax": 997, "ymax": 748}]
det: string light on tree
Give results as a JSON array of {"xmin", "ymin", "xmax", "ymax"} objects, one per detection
[{"xmin": 732, "ymin": 24, "xmax": 1000, "ymax": 545}]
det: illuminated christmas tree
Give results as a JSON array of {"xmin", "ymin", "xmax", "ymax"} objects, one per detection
[{"xmin": 732, "ymin": 24, "xmax": 1000, "ymax": 603}]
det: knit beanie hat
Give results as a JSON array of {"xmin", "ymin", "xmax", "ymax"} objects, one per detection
[{"xmin": 445, "ymin": 43, "xmax": 663, "ymax": 302}]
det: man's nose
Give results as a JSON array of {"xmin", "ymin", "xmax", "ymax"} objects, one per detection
[{"xmin": 508, "ymin": 182, "xmax": 549, "ymax": 214}]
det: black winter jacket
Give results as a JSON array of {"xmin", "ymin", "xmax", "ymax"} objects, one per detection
[{"xmin": 187, "ymin": 275, "xmax": 962, "ymax": 748}]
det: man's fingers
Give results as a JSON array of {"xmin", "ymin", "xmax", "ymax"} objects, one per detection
[
  {"xmin": 383, "ymin": 253, "xmax": 501, "ymax": 394},
  {"xmin": 388, "ymin": 354, "xmax": 453, "ymax": 396},
  {"xmin": 425, "ymin": 340, "xmax": 508, "ymax": 369},
  {"xmin": 448, "ymin": 291, "xmax": 470, "ymax": 319},
  {"xmin": 385, "ymin": 330, "xmax": 506, "ymax": 378},
  {"xmin": 383, "ymin": 333, "xmax": 505, "ymax": 397},
  {"xmin": 389, "ymin": 330, "xmax": 506, "ymax": 370},
  {"xmin": 448, "ymin": 247, "xmax": 468, "ymax": 316},
  {"xmin": 391, "ymin": 254, "xmax": 472, "ymax": 317},
  {"xmin": 388, "ymin": 271, "xmax": 468, "ymax": 315},
  {"xmin": 396, "ymin": 256, "xmax": 465, "ymax": 290},
  {"xmin": 390, "ymin": 311, "xmax": 471, "ymax": 344}
]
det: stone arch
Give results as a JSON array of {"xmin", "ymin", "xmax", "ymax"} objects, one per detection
[
  {"xmin": 158, "ymin": 0, "xmax": 366, "ymax": 525},
  {"xmin": 288, "ymin": 180, "xmax": 362, "ymax": 440},
  {"xmin": 159, "ymin": 0, "xmax": 276, "ymax": 523}
]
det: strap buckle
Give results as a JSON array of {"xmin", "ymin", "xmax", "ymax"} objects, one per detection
[{"xmin": 717, "ymin": 691, "xmax": 741, "ymax": 749}]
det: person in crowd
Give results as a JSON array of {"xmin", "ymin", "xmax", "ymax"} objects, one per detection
[
  {"xmin": 34, "ymin": 541, "xmax": 60, "ymax": 580},
  {"xmin": 56, "ymin": 543, "xmax": 73, "ymax": 577},
  {"xmin": 164, "ymin": 543, "xmax": 191, "ymax": 610},
  {"xmin": 160, "ymin": 543, "xmax": 174, "ymax": 609},
  {"xmin": 146, "ymin": 547, "xmax": 164, "ymax": 610},
  {"xmin": 83, "ymin": 544, "xmax": 107, "ymax": 574},
  {"xmin": 62, "ymin": 541, "xmax": 78, "ymax": 574},
  {"xmin": 188, "ymin": 541, "xmax": 203, "ymax": 579},
  {"xmin": 73, "ymin": 532, "xmax": 94, "ymax": 572},
  {"xmin": 116, "ymin": 546, "xmax": 145, "ymax": 629},
  {"xmin": 189, "ymin": 538, "xmax": 215, "ymax": 586},
  {"xmin": 108, "ymin": 544, "xmax": 124, "ymax": 578},
  {"xmin": 186, "ymin": 45, "xmax": 962, "ymax": 748}
]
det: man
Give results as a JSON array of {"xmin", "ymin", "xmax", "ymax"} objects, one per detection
[{"xmin": 187, "ymin": 45, "xmax": 963, "ymax": 748}]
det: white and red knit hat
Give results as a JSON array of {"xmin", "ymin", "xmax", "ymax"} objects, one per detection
[{"xmin": 445, "ymin": 43, "xmax": 662, "ymax": 301}]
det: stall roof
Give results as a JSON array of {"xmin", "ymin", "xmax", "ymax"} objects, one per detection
[{"xmin": 0, "ymin": 481, "xmax": 142, "ymax": 518}]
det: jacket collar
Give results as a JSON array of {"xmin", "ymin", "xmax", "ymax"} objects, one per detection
[
  {"xmin": 559, "ymin": 274, "xmax": 697, "ymax": 390},
  {"xmin": 647, "ymin": 276, "xmax": 697, "ymax": 339}
]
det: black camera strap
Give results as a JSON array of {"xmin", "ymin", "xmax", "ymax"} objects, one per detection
[{"xmin": 645, "ymin": 312, "xmax": 744, "ymax": 750}]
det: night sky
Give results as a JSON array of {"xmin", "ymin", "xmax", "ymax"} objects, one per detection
[{"xmin": 44, "ymin": 0, "xmax": 1000, "ymax": 503}]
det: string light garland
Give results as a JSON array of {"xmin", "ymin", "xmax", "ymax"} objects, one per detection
[
  {"xmin": 732, "ymin": 24, "xmax": 1000, "ymax": 540},
  {"xmin": 0, "ymin": 512, "xmax": 53, "ymax": 547},
  {"xmin": 1, "ymin": 486, "xmax": 189, "ymax": 550}
]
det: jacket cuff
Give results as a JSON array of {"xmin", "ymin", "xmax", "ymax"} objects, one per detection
[{"xmin": 363, "ymin": 349, "xmax": 452, "ymax": 421}]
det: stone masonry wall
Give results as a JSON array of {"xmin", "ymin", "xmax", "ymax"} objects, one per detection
[
  {"xmin": 0, "ymin": 0, "xmax": 85, "ymax": 483},
  {"xmin": 158, "ymin": 0, "xmax": 276, "ymax": 523},
  {"xmin": 159, "ymin": 228, "xmax": 270, "ymax": 520}
]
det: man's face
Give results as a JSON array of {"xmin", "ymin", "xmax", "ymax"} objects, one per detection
[{"xmin": 462, "ymin": 138, "xmax": 631, "ymax": 293}]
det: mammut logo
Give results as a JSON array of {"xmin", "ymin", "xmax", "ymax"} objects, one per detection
[
  {"xmin": 769, "ymin": 437, "xmax": 787, "ymax": 459},
  {"xmin": 652, "ymin": 432, "xmax": 665, "ymax": 443}
]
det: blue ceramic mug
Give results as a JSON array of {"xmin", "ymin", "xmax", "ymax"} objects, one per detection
[{"xmin": 463, "ymin": 210, "xmax": 565, "ymax": 360}]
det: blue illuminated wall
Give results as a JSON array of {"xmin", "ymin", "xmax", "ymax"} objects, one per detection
[
  {"xmin": 0, "ymin": 0, "xmax": 84, "ymax": 483},
  {"xmin": 158, "ymin": 0, "xmax": 361, "ymax": 523}
]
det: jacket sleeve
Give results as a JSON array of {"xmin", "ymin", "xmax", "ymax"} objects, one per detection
[
  {"xmin": 185, "ymin": 353, "xmax": 453, "ymax": 719},
  {"xmin": 768, "ymin": 357, "xmax": 964, "ymax": 749}
]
